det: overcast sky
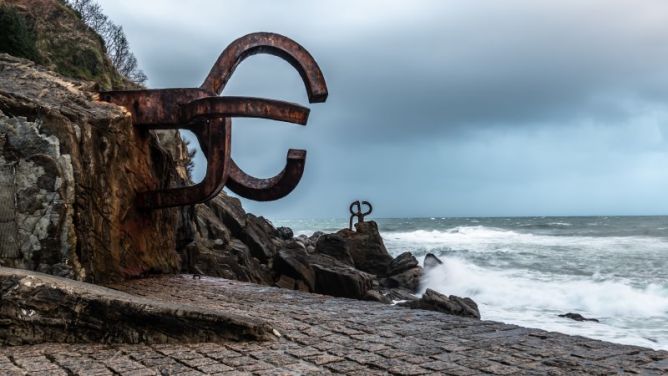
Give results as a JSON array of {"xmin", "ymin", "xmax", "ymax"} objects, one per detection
[{"xmin": 97, "ymin": 0, "xmax": 668, "ymax": 219}]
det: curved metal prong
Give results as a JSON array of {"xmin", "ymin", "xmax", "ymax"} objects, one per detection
[
  {"xmin": 349, "ymin": 200, "xmax": 361, "ymax": 215},
  {"xmin": 226, "ymin": 149, "xmax": 306, "ymax": 201},
  {"xmin": 349, "ymin": 200, "xmax": 360, "ymax": 230},
  {"xmin": 361, "ymin": 201, "xmax": 373, "ymax": 216},
  {"xmin": 181, "ymin": 96, "xmax": 310, "ymax": 125},
  {"xmin": 136, "ymin": 118, "xmax": 231, "ymax": 209},
  {"xmin": 200, "ymin": 32, "xmax": 328, "ymax": 103}
]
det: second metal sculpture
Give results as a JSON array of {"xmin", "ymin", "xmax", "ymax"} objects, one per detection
[
  {"xmin": 349, "ymin": 200, "xmax": 372, "ymax": 230},
  {"xmin": 100, "ymin": 32, "xmax": 328, "ymax": 209}
]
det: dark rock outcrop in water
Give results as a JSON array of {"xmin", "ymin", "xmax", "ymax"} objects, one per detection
[
  {"xmin": 400, "ymin": 288, "xmax": 481, "ymax": 319},
  {"xmin": 0, "ymin": 267, "xmax": 273, "ymax": 345},
  {"xmin": 424, "ymin": 252, "xmax": 444, "ymax": 271},
  {"xmin": 559, "ymin": 312, "xmax": 600, "ymax": 323},
  {"xmin": 337, "ymin": 221, "xmax": 394, "ymax": 275},
  {"xmin": 315, "ymin": 233, "xmax": 355, "ymax": 266}
]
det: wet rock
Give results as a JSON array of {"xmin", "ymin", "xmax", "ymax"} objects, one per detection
[
  {"xmin": 208, "ymin": 195, "xmax": 247, "ymax": 237},
  {"xmin": 400, "ymin": 288, "xmax": 480, "ymax": 319},
  {"xmin": 309, "ymin": 231, "xmax": 325, "ymax": 243},
  {"xmin": 337, "ymin": 221, "xmax": 393, "ymax": 275},
  {"xmin": 274, "ymin": 244, "xmax": 375, "ymax": 299},
  {"xmin": 277, "ymin": 226, "xmax": 294, "ymax": 240},
  {"xmin": 310, "ymin": 254, "xmax": 374, "ymax": 299},
  {"xmin": 424, "ymin": 253, "xmax": 443, "ymax": 271},
  {"xmin": 559, "ymin": 313, "xmax": 599, "ymax": 322},
  {"xmin": 241, "ymin": 214, "xmax": 278, "ymax": 262},
  {"xmin": 274, "ymin": 245, "xmax": 316, "ymax": 292},
  {"xmin": 195, "ymin": 239, "xmax": 273, "ymax": 285},
  {"xmin": 383, "ymin": 266, "xmax": 423, "ymax": 292},
  {"xmin": 385, "ymin": 288, "xmax": 418, "ymax": 302},
  {"xmin": 387, "ymin": 252, "xmax": 419, "ymax": 276},
  {"xmin": 315, "ymin": 233, "xmax": 354, "ymax": 266},
  {"xmin": 0, "ymin": 267, "xmax": 273, "ymax": 345},
  {"xmin": 364, "ymin": 289, "xmax": 392, "ymax": 304}
]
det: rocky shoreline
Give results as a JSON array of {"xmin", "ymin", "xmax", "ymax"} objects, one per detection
[
  {"xmin": 0, "ymin": 50, "xmax": 479, "ymax": 343},
  {"xmin": 3, "ymin": 272, "xmax": 668, "ymax": 375}
]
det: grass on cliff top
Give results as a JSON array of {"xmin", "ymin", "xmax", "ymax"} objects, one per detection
[
  {"xmin": 0, "ymin": 5, "xmax": 40, "ymax": 62},
  {"xmin": 0, "ymin": 0, "xmax": 134, "ymax": 90}
]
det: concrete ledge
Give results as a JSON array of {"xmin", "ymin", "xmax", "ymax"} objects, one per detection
[{"xmin": 0, "ymin": 267, "xmax": 274, "ymax": 345}]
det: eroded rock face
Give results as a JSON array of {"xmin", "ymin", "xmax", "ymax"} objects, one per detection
[
  {"xmin": 337, "ymin": 221, "xmax": 393, "ymax": 275},
  {"xmin": 424, "ymin": 253, "xmax": 444, "ymax": 271},
  {"xmin": 315, "ymin": 233, "xmax": 354, "ymax": 266},
  {"xmin": 0, "ymin": 54, "xmax": 183, "ymax": 282}
]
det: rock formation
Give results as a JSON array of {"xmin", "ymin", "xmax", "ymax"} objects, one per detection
[
  {"xmin": 0, "ymin": 53, "xmax": 185, "ymax": 282},
  {"xmin": 559, "ymin": 312, "xmax": 600, "ymax": 323},
  {"xmin": 0, "ymin": 267, "xmax": 273, "ymax": 345},
  {"xmin": 400, "ymin": 288, "xmax": 481, "ymax": 319}
]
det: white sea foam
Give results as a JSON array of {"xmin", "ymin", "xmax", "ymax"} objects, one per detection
[
  {"xmin": 547, "ymin": 222, "xmax": 572, "ymax": 226},
  {"xmin": 281, "ymin": 218, "xmax": 668, "ymax": 350},
  {"xmin": 421, "ymin": 257, "xmax": 668, "ymax": 350},
  {"xmin": 382, "ymin": 226, "xmax": 668, "ymax": 254}
]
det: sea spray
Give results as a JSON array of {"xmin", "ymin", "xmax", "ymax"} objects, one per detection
[{"xmin": 275, "ymin": 216, "xmax": 668, "ymax": 350}]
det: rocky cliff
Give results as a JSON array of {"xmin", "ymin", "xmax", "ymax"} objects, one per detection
[
  {"xmin": 0, "ymin": 53, "xmax": 288, "ymax": 285},
  {"xmin": 0, "ymin": 53, "xmax": 184, "ymax": 282}
]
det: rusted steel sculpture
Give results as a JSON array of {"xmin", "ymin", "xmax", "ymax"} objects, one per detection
[
  {"xmin": 349, "ymin": 200, "xmax": 372, "ymax": 230},
  {"xmin": 100, "ymin": 32, "xmax": 327, "ymax": 209}
]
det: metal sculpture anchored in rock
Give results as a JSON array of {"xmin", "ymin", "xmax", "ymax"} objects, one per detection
[
  {"xmin": 349, "ymin": 200, "xmax": 372, "ymax": 230},
  {"xmin": 100, "ymin": 32, "xmax": 328, "ymax": 209}
]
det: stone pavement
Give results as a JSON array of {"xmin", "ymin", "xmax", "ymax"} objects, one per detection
[{"xmin": 1, "ymin": 275, "xmax": 667, "ymax": 375}]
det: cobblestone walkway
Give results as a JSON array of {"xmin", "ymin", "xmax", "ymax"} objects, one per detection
[{"xmin": 2, "ymin": 275, "xmax": 668, "ymax": 375}]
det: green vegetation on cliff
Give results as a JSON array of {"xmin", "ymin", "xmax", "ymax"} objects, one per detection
[
  {"xmin": 0, "ymin": 5, "xmax": 39, "ymax": 62},
  {"xmin": 0, "ymin": 0, "xmax": 139, "ymax": 89}
]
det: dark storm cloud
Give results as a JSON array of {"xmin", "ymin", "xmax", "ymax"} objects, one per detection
[{"xmin": 97, "ymin": 0, "xmax": 668, "ymax": 218}]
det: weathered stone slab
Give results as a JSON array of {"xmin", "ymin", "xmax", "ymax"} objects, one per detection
[{"xmin": 0, "ymin": 267, "xmax": 273, "ymax": 345}]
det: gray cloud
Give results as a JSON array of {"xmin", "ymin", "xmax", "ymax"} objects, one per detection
[{"xmin": 98, "ymin": 0, "xmax": 668, "ymax": 218}]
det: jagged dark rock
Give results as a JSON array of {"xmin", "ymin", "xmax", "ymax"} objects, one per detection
[
  {"xmin": 309, "ymin": 231, "xmax": 325, "ymax": 243},
  {"xmin": 274, "ymin": 243, "xmax": 375, "ymax": 299},
  {"xmin": 559, "ymin": 313, "xmax": 600, "ymax": 323},
  {"xmin": 208, "ymin": 195, "xmax": 247, "ymax": 237},
  {"xmin": 276, "ymin": 226, "xmax": 294, "ymax": 240},
  {"xmin": 315, "ymin": 233, "xmax": 355, "ymax": 266},
  {"xmin": 382, "ymin": 267, "xmax": 423, "ymax": 292},
  {"xmin": 387, "ymin": 252, "xmax": 419, "ymax": 276},
  {"xmin": 308, "ymin": 253, "xmax": 374, "ymax": 299},
  {"xmin": 424, "ymin": 253, "xmax": 444, "ymax": 271},
  {"xmin": 337, "ymin": 221, "xmax": 394, "ymax": 275},
  {"xmin": 364, "ymin": 289, "xmax": 392, "ymax": 304},
  {"xmin": 0, "ymin": 267, "xmax": 273, "ymax": 345},
  {"xmin": 400, "ymin": 288, "xmax": 480, "ymax": 319},
  {"xmin": 385, "ymin": 288, "xmax": 418, "ymax": 302},
  {"xmin": 274, "ymin": 244, "xmax": 316, "ymax": 292}
]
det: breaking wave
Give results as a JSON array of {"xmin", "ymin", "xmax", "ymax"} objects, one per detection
[{"xmin": 421, "ymin": 257, "xmax": 668, "ymax": 350}]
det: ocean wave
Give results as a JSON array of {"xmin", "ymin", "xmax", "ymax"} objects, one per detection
[
  {"xmin": 547, "ymin": 222, "xmax": 572, "ymax": 226},
  {"xmin": 382, "ymin": 226, "xmax": 668, "ymax": 254},
  {"xmin": 421, "ymin": 257, "xmax": 668, "ymax": 349}
]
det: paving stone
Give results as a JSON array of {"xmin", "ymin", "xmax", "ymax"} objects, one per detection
[{"xmin": 0, "ymin": 274, "xmax": 666, "ymax": 375}]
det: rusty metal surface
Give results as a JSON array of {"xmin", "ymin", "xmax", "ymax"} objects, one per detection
[
  {"xmin": 349, "ymin": 200, "xmax": 372, "ymax": 230},
  {"xmin": 99, "ymin": 32, "xmax": 327, "ymax": 209}
]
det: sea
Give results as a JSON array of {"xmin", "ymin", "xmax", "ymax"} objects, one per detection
[{"xmin": 272, "ymin": 216, "xmax": 668, "ymax": 350}]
